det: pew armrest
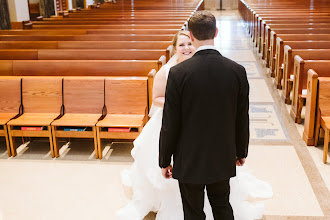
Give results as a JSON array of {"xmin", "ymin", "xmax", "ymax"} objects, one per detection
[
  {"xmin": 158, "ymin": 55, "xmax": 166, "ymax": 69},
  {"xmin": 166, "ymin": 45, "xmax": 173, "ymax": 62}
]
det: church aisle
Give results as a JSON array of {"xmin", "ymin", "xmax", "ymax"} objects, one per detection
[
  {"xmin": 0, "ymin": 10, "xmax": 329, "ymax": 220},
  {"xmin": 212, "ymin": 10, "xmax": 330, "ymax": 220}
]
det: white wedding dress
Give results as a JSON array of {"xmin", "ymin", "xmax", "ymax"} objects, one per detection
[{"xmin": 117, "ymin": 63, "xmax": 273, "ymax": 220}]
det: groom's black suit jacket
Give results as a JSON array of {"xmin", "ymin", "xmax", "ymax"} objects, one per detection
[{"xmin": 159, "ymin": 49, "xmax": 249, "ymax": 184}]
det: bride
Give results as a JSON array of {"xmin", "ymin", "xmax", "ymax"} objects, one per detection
[{"xmin": 117, "ymin": 31, "xmax": 273, "ymax": 220}]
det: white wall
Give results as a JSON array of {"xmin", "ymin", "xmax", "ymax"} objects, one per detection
[
  {"xmin": 29, "ymin": 0, "xmax": 40, "ymax": 4},
  {"xmin": 68, "ymin": 0, "xmax": 73, "ymax": 9},
  {"xmin": 86, "ymin": 0, "xmax": 94, "ymax": 8},
  {"xmin": 7, "ymin": 0, "xmax": 30, "ymax": 22}
]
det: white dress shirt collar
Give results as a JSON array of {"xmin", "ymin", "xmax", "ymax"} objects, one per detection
[{"xmin": 195, "ymin": 45, "xmax": 218, "ymax": 53}]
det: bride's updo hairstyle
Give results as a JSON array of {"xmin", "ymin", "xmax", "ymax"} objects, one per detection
[{"xmin": 170, "ymin": 30, "xmax": 191, "ymax": 57}]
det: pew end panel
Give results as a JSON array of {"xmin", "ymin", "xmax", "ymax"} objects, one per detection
[
  {"xmin": 148, "ymin": 69, "xmax": 157, "ymax": 111},
  {"xmin": 282, "ymin": 45, "xmax": 293, "ymax": 104},
  {"xmin": 315, "ymin": 77, "xmax": 330, "ymax": 163},
  {"xmin": 7, "ymin": 77, "xmax": 63, "ymax": 157},
  {"xmin": 96, "ymin": 77, "xmax": 148, "ymax": 159},
  {"xmin": 264, "ymin": 26, "xmax": 271, "ymax": 65},
  {"xmin": 274, "ymin": 37, "xmax": 284, "ymax": 89},
  {"xmin": 166, "ymin": 45, "xmax": 173, "ymax": 62},
  {"xmin": 158, "ymin": 55, "xmax": 166, "ymax": 70},
  {"xmin": 0, "ymin": 77, "xmax": 22, "ymax": 156},
  {"xmin": 51, "ymin": 77, "xmax": 105, "ymax": 159},
  {"xmin": 303, "ymin": 70, "xmax": 319, "ymax": 146},
  {"xmin": 290, "ymin": 55, "xmax": 305, "ymax": 124}
]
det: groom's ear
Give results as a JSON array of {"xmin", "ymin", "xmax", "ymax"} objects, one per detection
[
  {"xmin": 189, "ymin": 31, "xmax": 195, "ymax": 42},
  {"xmin": 214, "ymin": 28, "xmax": 219, "ymax": 38}
]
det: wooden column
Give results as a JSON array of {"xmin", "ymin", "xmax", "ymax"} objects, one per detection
[
  {"xmin": 39, "ymin": 0, "xmax": 55, "ymax": 18},
  {"xmin": 0, "ymin": 0, "xmax": 11, "ymax": 29}
]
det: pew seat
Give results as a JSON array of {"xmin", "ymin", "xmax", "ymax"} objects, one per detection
[
  {"xmin": 51, "ymin": 77, "xmax": 104, "ymax": 159},
  {"xmin": 7, "ymin": 77, "xmax": 62, "ymax": 157},
  {"xmin": 52, "ymin": 114, "xmax": 102, "ymax": 127},
  {"xmin": 0, "ymin": 77, "xmax": 21, "ymax": 156},
  {"xmin": 96, "ymin": 77, "xmax": 148, "ymax": 159}
]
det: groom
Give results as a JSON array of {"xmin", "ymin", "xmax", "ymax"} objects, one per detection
[{"xmin": 159, "ymin": 11, "xmax": 249, "ymax": 219}]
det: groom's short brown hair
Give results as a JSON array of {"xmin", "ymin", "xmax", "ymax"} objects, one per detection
[{"xmin": 188, "ymin": 11, "xmax": 216, "ymax": 40}]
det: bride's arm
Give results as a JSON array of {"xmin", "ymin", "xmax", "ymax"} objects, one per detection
[{"xmin": 152, "ymin": 66, "xmax": 167, "ymax": 108}]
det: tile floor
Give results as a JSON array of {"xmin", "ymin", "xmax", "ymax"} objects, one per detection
[{"xmin": 0, "ymin": 10, "xmax": 329, "ymax": 220}]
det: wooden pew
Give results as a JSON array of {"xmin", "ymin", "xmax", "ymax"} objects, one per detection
[
  {"xmin": 96, "ymin": 77, "xmax": 148, "ymax": 159},
  {"xmin": 51, "ymin": 77, "xmax": 105, "ymax": 158},
  {"xmin": 0, "ymin": 49, "xmax": 169, "ymax": 61},
  {"xmin": 34, "ymin": 20, "xmax": 186, "ymax": 25},
  {"xmin": 7, "ymin": 77, "xmax": 63, "ymax": 157},
  {"xmin": 278, "ymin": 42, "xmax": 330, "ymax": 104},
  {"xmin": 0, "ymin": 35, "xmax": 174, "ymax": 41},
  {"xmin": 279, "ymin": 48, "xmax": 330, "ymax": 99},
  {"xmin": 290, "ymin": 56, "xmax": 330, "ymax": 123},
  {"xmin": 274, "ymin": 36, "xmax": 330, "ymax": 88},
  {"xmin": 255, "ymin": 17, "xmax": 330, "ymax": 49},
  {"xmin": 32, "ymin": 24, "xmax": 183, "ymax": 30},
  {"xmin": 304, "ymin": 69, "xmax": 330, "ymax": 163},
  {"xmin": 255, "ymin": 16, "xmax": 330, "ymax": 46},
  {"xmin": 260, "ymin": 23, "xmax": 330, "ymax": 51},
  {"xmin": 264, "ymin": 28, "xmax": 330, "ymax": 64},
  {"xmin": 0, "ymin": 29, "xmax": 178, "ymax": 35},
  {"xmin": 0, "ymin": 59, "xmax": 165, "ymax": 76},
  {"xmin": 0, "ymin": 41, "xmax": 172, "ymax": 49},
  {"xmin": 252, "ymin": 12, "xmax": 330, "ymax": 38},
  {"xmin": 0, "ymin": 77, "xmax": 21, "ymax": 157},
  {"xmin": 303, "ymin": 70, "xmax": 330, "ymax": 147}
]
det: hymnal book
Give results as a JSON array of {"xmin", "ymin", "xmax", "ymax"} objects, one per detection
[
  {"xmin": 21, "ymin": 126, "xmax": 44, "ymax": 131},
  {"xmin": 108, "ymin": 127, "xmax": 131, "ymax": 132},
  {"xmin": 64, "ymin": 127, "xmax": 87, "ymax": 131}
]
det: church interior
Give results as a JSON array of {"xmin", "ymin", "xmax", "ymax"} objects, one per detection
[{"xmin": 0, "ymin": 0, "xmax": 329, "ymax": 219}]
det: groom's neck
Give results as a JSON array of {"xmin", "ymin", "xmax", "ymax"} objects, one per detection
[{"xmin": 193, "ymin": 39, "xmax": 215, "ymax": 49}]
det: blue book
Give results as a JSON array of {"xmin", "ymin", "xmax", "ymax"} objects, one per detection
[{"xmin": 64, "ymin": 128, "xmax": 86, "ymax": 131}]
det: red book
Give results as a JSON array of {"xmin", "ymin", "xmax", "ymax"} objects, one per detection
[
  {"xmin": 21, "ymin": 126, "xmax": 44, "ymax": 131},
  {"xmin": 108, "ymin": 127, "xmax": 131, "ymax": 132}
]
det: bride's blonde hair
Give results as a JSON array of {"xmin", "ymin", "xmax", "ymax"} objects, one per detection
[{"xmin": 171, "ymin": 30, "xmax": 191, "ymax": 57}]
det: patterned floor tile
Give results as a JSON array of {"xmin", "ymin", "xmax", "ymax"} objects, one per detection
[{"xmin": 250, "ymin": 104, "xmax": 287, "ymax": 140}]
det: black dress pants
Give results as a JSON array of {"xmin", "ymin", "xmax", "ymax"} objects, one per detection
[{"xmin": 178, "ymin": 179, "xmax": 234, "ymax": 220}]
